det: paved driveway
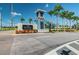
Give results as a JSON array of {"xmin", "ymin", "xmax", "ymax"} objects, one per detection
[
  {"xmin": 0, "ymin": 31, "xmax": 79, "ymax": 55},
  {"xmin": 0, "ymin": 34, "xmax": 14, "ymax": 54}
]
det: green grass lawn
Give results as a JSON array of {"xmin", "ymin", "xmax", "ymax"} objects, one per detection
[
  {"xmin": 0, "ymin": 27, "xmax": 16, "ymax": 31},
  {"xmin": 0, "ymin": 27, "xmax": 79, "ymax": 32},
  {"xmin": 50, "ymin": 28, "xmax": 78, "ymax": 32}
]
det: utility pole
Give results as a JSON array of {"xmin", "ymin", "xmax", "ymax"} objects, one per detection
[
  {"xmin": 0, "ymin": 8, "xmax": 2, "ymax": 30},
  {"xmin": 10, "ymin": 3, "xmax": 13, "ymax": 28}
]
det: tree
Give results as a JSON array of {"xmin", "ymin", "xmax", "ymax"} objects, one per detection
[
  {"xmin": 45, "ymin": 20, "xmax": 55, "ymax": 30},
  {"xmin": 48, "ymin": 10, "xmax": 52, "ymax": 17},
  {"xmin": 20, "ymin": 17, "xmax": 25, "ymax": 23},
  {"xmin": 72, "ymin": 16, "xmax": 79, "ymax": 30},
  {"xmin": 60, "ymin": 11, "xmax": 71, "ymax": 31},
  {"xmin": 48, "ymin": 10, "xmax": 59, "ymax": 31},
  {"xmin": 59, "ymin": 11, "xmax": 67, "ymax": 31},
  {"xmin": 48, "ymin": 10, "xmax": 53, "ymax": 31},
  {"xmin": 45, "ymin": 21, "xmax": 50, "ymax": 29},
  {"xmin": 29, "ymin": 18, "xmax": 32, "ymax": 24},
  {"xmin": 54, "ymin": 4, "xmax": 63, "ymax": 12},
  {"xmin": 67, "ymin": 11, "xmax": 74, "ymax": 29},
  {"xmin": 54, "ymin": 4, "xmax": 63, "ymax": 31}
]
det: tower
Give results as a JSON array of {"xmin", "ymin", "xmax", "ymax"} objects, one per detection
[{"xmin": 35, "ymin": 9, "xmax": 46, "ymax": 30}]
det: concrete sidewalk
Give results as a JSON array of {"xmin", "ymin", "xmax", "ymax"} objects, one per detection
[{"xmin": 0, "ymin": 30, "xmax": 14, "ymax": 35}]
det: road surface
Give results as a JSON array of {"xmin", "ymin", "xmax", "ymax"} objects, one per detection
[{"xmin": 0, "ymin": 31, "xmax": 79, "ymax": 55}]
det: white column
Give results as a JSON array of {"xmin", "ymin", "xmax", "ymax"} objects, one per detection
[{"xmin": 38, "ymin": 12, "xmax": 41, "ymax": 18}]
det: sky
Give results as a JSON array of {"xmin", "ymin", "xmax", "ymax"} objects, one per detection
[{"xmin": 0, "ymin": 3, "xmax": 79, "ymax": 26}]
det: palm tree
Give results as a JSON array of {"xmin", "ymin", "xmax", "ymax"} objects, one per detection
[
  {"xmin": 45, "ymin": 20, "xmax": 50, "ymax": 29},
  {"xmin": 76, "ymin": 17, "xmax": 79, "ymax": 29},
  {"xmin": 72, "ymin": 16, "xmax": 79, "ymax": 30},
  {"xmin": 29, "ymin": 18, "xmax": 32, "ymax": 24},
  {"xmin": 72, "ymin": 16, "xmax": 77, "ymax": 29},
  {"xmin": 62, "ymin": 11, "xmax": 70, "ymax": 30},
  {"xmin": 54, "ymin": 4, "xmax": 63, "ymax": 31},
  {"xmin": 54, "ymin": 4, "xmax": 63, "ymax": 12},
  {"xmin": 20, "ymin": 17, "xmax": 25, "ymax": 23},
  {"xmin": 59, "ymin": 11, "xmax": 67, "ymax": 31},
  {"xmin": 48, "ymin": 10, "xmax": 52, "ymax": 17},
  {"xmin": 48, "ymin": 10, "xmax": 53, "ymax": 31},
  {"xmin": 48, "ymin": 10, "xmax": 59, "ymax": 31},
  {"xmin": 67, "ymin": 12, "xmax": 74, "ymax": 29}
]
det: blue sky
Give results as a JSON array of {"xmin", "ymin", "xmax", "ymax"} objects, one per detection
[{"xmin": 0, "ymin": 3, "xmax": 79, "ymax": 26}]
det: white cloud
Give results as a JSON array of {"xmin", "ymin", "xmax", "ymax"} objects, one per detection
[
  {"xmin": 11, "ymin": 12, "xmax": 22, "ymax": 16},
  {"xmin": 46, "ymin": 4, "xmax": 49, "ymax": 7},
  {"xmin": 0, "ymin": 7, "xmax": 2, "ymax": 10}
]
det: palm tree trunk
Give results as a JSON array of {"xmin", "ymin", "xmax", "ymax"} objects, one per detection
[
  {"xmin": 9, "ymin": 20, "xmax": 11, "ymax": 30},
  {"xmin": 49, "ymin": 16, "xmax": 52, "ymax": 32},
  {"xmin": 56, "ymin": 15, "xmax": 59, "ymax": 32},
  {"xmin": 66, "ymin": 19, "xmax": 68, "ymax": 31},
  {"xmin": 72, "ymin": 21, "xmax": 74, "ymax": 29},
  {"xmin": 62, "ymin": 18, "xmax": 64, "ymax": 31},
  {"xmin": 76, "ymin": 21, "xmax": 78, "ymax": 30},
  {"xmin": 50, "ymin": 16, "xmax": 52, "ymax": 31},
  {"xmin": 74, "ymin": 21, "xmax": 75, "ymax": 29},
  {"xmin": 70, "ymin": 20, "xmax": 72, "ymax": 30},
  {"xmin": 64, "ymin": 18, "xmax": 66, "ymax": 32}
]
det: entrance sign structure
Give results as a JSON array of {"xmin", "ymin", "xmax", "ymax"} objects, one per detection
[
  {"xmin": 35, "ymin": 9, "xmax": 47, "ymax": 32},
  {"xmin": 16, "ymin": 9, "xmax": 49, "ymax": 33},
  {"xmin": 16, "ymin": 23, "xmax": 38, "ymax": 34}
]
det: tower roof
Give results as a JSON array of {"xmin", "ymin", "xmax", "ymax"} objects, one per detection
[{"xmin": 35, "ymin": 9, "xmax": 46, "ymax": 13}]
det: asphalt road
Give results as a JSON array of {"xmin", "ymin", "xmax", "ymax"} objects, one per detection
[{"xmin": 0, "ymin": 31, "xmax": 79, "ymax": 55}]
